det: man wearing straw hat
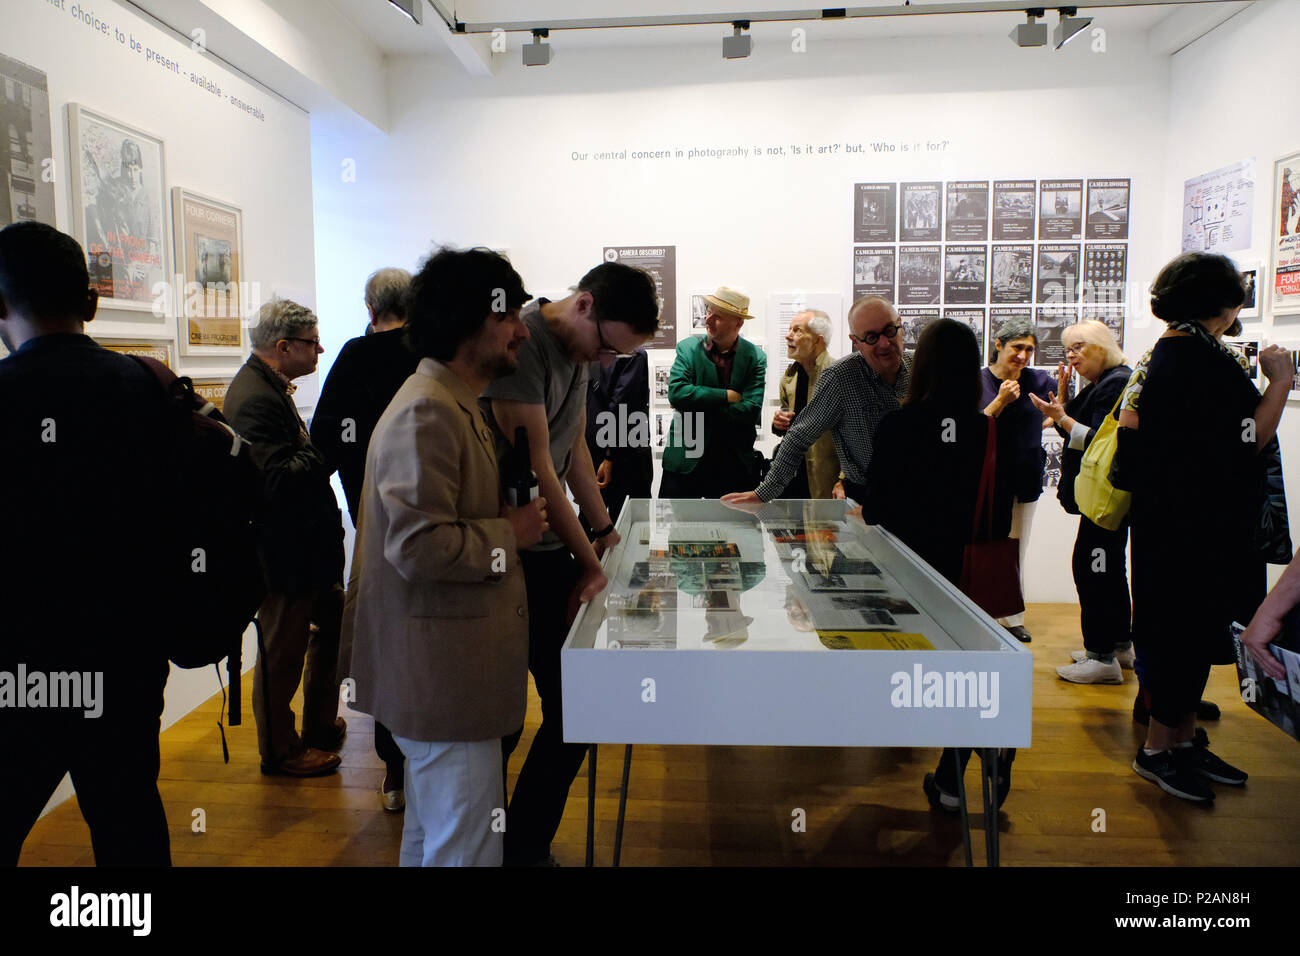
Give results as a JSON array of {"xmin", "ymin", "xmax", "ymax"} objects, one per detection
[{"xmin": 659, "ymin": 286, "xmax": 766, "ymax": 499}]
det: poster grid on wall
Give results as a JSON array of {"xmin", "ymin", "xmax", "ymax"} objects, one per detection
[
  {"xmin": 68, "ymin": 104, "xmax": 168, "ymax": 312},
  {"xmin": 1272, "ymin": 151, "xmax": 1300, "ymax": 316},
  {"xmin": 172, "ymin": 187, "xmax": 245, "ymax": 356}
]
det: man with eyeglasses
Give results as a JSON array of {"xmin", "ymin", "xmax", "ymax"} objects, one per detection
[
  {"xmin": 483, "ymin": 261, "xmax": 660, "ymax": 866},
  {"xmin": 226, "ymin": 298, "xmax": 345, "ymax": 778},
  {"xmin": 723, "ymin": 295, "xmax": 911, "ymax": 506}
]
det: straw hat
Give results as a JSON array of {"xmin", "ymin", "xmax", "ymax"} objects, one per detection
[{"xmin": 703, "ymin": 286, "xmax": 753, "ymax": 321}]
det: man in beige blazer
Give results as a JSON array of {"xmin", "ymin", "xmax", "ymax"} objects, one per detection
[
  {"xmin": 340, "ymin": 247, "xmax": 549, "ymax": 867},
  {"xmin": 771, "ymin": 310, "xmax": 840, "ymax": 498}
]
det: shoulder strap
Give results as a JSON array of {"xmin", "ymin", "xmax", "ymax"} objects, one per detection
[{"xmin": 971, "ymin": 415, "xmax": 998, "ymax": 544}]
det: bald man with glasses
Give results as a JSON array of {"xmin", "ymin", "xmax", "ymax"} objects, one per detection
[{"xmin": 724, "ymin": 296, "xmax": 912, "ymax": 507}]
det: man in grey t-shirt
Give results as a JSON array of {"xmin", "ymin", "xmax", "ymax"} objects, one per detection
[{"xmin": 483, "ymin": 261, "xmax": 660, "ymax": 866}]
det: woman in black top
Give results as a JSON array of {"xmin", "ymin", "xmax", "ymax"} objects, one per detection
[
  {"xmin": 863, "ymin": 319, "xmax": 1014, "ymax": 813},
  {"xmin": 1126, "ymin": 253, "xmax": 1291, "ymax": 803},
  {"xmin": 1030, "ymin": 320, "xmax": 1133, "ymax": 684}
]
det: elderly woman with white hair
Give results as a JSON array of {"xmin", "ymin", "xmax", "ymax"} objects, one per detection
[{"xmin": 1030, "ymin": 320, "xmax": 1133, "ymax": 684}]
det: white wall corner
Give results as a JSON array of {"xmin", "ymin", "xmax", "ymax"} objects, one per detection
[
  {"xmin": 129, "ymin": 0, "xmax": 390, "ymax": 130},
  {"xmin": 1147, "ymin": 0, "xmax": 1255, "ymax": 57}
]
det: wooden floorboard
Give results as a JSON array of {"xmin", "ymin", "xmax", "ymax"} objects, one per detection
[{"xmin": 18, "ymin": 604, "xmax": 1300, "ymax": 866}]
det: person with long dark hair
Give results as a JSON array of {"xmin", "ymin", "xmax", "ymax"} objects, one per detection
[
  {"xmin": 1127, "ymin": 252, "xmax": 1291, "ymax": 802},
  {"xmin": 860, "ymin": 318, "xmax": 1014, "ymax": 812}
]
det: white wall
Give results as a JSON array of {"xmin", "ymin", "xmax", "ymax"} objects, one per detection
[
  {"xmin": 313, "ymin": 25, "xmax": 1174, "ymax": 603},
  {"xmin": 6, "ymin": 0, "xmax": 316, "ymax": 812},
  {"xmin": 1165, "ymin": 0, "xmax": 1299, "ymax": 588}
]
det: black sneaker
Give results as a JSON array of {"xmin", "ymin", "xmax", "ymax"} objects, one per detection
[
  {"xmin": 1006, "ymin": 625, "xmax": 1032, "ymax": 643},
  {"xmin": 1188, "ymin": 744, "xmax": 1246, "ymax": 786},
  {"xmin": 1132, "ymin": 748, "xmax": 1215, "ymax": 802},
  {"xmin": 923, "ymin": 773, "xmax": 959, "ymax": 813}
]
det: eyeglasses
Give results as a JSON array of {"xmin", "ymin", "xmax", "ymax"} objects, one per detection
[
  {"xmin": 849, "ymin": 323, "xmax": 901, "ymax": 346},
  {"xmin": 284, "ymin": 337, "xmax": 321, "ymax": 348},
  {"xmin": 1065, "ymin": 343, "xmax": 1086, "ymax": 355},
  {"xmin": 594, "ymin": 315, "xmax": 634, "ymax": 359}
]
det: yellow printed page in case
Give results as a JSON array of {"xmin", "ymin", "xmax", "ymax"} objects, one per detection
[{"xmin": 817, "ymin": 631, "xmax": 935, "ymax": 651}]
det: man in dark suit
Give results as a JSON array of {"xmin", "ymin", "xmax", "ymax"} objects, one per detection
[
  {"xmin": 584, "ymin": 348, "xmax": 652, "ymax": 524},
  {"xmin": 226, "ymin": 299, "xmax": 344, "ymax": 777},
  {"xmin": 660, "ymin": 286, "xmax": 767, "ymax": 499},
  {"xmin": 312, "ymin": 267, "xmax": 417, "ymax": 811},
  {"xmin": 0, "ymin": 222, "xmax": 173, "ymax": 864}
]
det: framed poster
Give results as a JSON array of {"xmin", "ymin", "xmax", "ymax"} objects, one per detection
[
  {"xmin": 0, "ymin": 52, "xmax": 56, "ymax": 227},
  {"xmin": 1271, "ymin": 152, "xmax": 1300, "ymax": 316},
  {"xmin": 191, "ymin": 377, "xmax": 232, "ymax": 413},
  {"xmin": 1235, "ymin": 259, "xmax": 1261, "ymax": 320},
  {"xmin": 172, "ymin": 188, "xmax": 245, "ymax": 355},
  {"xmin": 68, "ymin": 104, "xmax": 167, "ymax": 311},
  {"xmin": 96, "ymin": 337, "xmax": 174, "ymax": 369}
]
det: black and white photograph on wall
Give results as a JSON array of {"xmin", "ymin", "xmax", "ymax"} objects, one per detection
[
  {"xmin": 945, "ymin": 181, "xmax": 989, "ymax": 241},
  {"xmin": 0, "ymin": 52, "xmax": 55, "ymax": 227},
  {"xmin": 992, "ymin": 181, "xmax": 1036, "ymax": 240},
  {"xmin": 653, "ymin": 409, "xmax": 673, "ymax": 451},
  {"xmin": 854, "ymin": 182, "xmax": 897, "ymax": 243},
  {"xmin": 900, "ymin": 181, "xmax": 941, "ymax": 241},
  {"xmin": 689, "ymin": 292, "xmax": 709, "ymax": 332},
  {"xmin": 604, "ymin": 245, "xmax": 676, "ymax": 346},
  {"xmin": 853, "ymin": 245, "xmax": 895, "ymax": 301},
  {"xmin": 69, "ymin": 104, "xmax": 167, "ymax": 310},
  {"xmin": 1085, "ymin": 179, "xmax": 1131, "ymax": 240},
  {"xmin": 943, "ymin": 245, "xmax": 987, "ymax": 304},
  {"xmin": 1042, "ymin": 430, "xmax": 1065, "ymax": 490},
  {"xmin": 1225, "ymin": 338, "xmax": 1261, "ymax": 387},
  {"xmin": 943, "ymin": 308, "xmax": 986, "ymax": 353},
  {"xmin": 899, "ymin": 307, "xmax": 940, "ymax": 349},
  {"xmin": 1082, "ymin": 243, "xmax": 1128, "ymax": 308},
  {"xmin": 1039, "ymin": 179, "xmax": 1084, "ymax": 240},
  {"xmin": 990, "ymin": 245, "xmax": 1034, "ymax": 304},
  {"xmin": 1037, "ymin": 244, "xmax": 1080, "ymax": 303},
  {"xmin": 652, "ymin": 362, "xmax": 670, "ymax": 403},
  {"xmin": 1035, "ymin": 306, "xmax": 1078, "ymax": 366},
  {"xmin": 1236, "ymin": 261, "xmax": 1260, "ymax": 319},
  {"xmin": 1083, "ymin": 306, "xmax": 1126, "ymax": 351},
  {"xmin": 897, "ymin": 245, "xmax": 941, "ymax": 304}
]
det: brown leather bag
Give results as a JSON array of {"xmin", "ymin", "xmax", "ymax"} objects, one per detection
[{"xmin": 959, "ymin": 416, "xmax": 1024, "ymax": 619}]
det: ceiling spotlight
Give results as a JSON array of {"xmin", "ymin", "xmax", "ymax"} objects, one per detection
[
  {"xmin": 723, "ymin": 21, "xmax": 752, "ymax": 60},
  {"xmin": 386, "ymin": 0, "xmax": 423, "ymax": 25},
  {"xmin": 1053, "ymin": 7, "xmax": 1093, "ymax": 49},
  {"xmin": 1009, "ymin": 8, "xmax": 1047, "ymax": 48},
  {"xmin": 523, "ymin": 29, "xmax": 552, "ymax": 66}
]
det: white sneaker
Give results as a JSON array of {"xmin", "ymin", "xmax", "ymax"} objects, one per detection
[
  {"xmin": 1071, "ymin": 647, "xmax": 1136, "ymax": 669},
  {"xmin": 1057, "ymin": 657, "xmax": 1123, "ymax": 684}
]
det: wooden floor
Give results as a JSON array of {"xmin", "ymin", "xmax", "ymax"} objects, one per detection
[{"xmin": 19, "ymin": 605, "xmax": 1300, "ymax": 866}]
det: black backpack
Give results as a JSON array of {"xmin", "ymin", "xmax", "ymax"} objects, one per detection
[{"xmin": 131, "ymin": 355, "xmax": 266, "ymax": 759}]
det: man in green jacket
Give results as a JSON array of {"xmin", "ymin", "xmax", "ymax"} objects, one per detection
[{"xmin": 659, "ymin": 286, "xmax": 766, "ymax": 499}]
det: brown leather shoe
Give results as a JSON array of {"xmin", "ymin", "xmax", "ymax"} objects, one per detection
[
  {"xmin": 305, "ymin": 717, "xmax": 347, "ymax": 752},
  {"xmin": 261, "ymin": 747, "xmax": 341, "ymax": 777}
]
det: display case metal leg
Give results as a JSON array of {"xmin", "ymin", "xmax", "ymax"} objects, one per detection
[
  {"xmin": 982, "ymin": 747, "xmax": 1000, "ymax": 868},
  {"xmin": 586, "ymin": 744, "xmax": 596, "ymax": 868},
  {"xmin": 613, "ymin": 744, "xmax": 632, "ymax": 867},
  {"xmin": 953, "ymin": 748, "xmax": 973, "ymax": 868}
]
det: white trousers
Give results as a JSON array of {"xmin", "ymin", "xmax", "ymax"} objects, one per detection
[
  {"xmin": 392, "ymin": 735, "xmax": 503, "ymax": 867},
  {"xmin": 997, "ymin": 499, "xmax": 1037, "ymax": 628}
]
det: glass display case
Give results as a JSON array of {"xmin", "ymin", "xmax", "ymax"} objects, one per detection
[{"xmin": 562, "ymin": 499, "xmax": 1032, "ymax": 749}]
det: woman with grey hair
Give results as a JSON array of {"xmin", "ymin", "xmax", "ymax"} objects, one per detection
[
  {"xmin": 1030, "ymin": 320, "xmax": 1133, "ymax": 683},
  {"xmin": 979, "ymin": 316, "xmax": 1057, "ymax": 642}
]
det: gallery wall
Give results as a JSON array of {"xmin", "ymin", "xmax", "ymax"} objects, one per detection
[
  {"xmin": 1165, "ymin": 0, "xmax": 1298, "ymax": 588},
  {"xmin": 313, "ymin": 23, "xmax": 1175, "ymax": 603},
  {"xmin": 4, "ymin": 0, "xmax": 317, "ymax": 811}
]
